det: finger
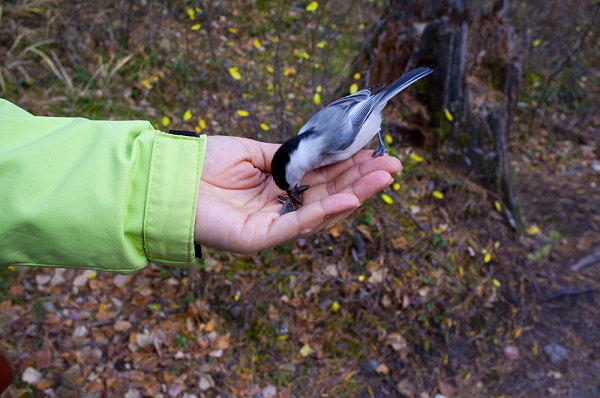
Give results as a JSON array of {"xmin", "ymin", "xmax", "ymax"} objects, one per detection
[
  {"xmin": 305, "ymin": 151, "xmax": 402, "ymax": 187},
  {"xmin": 302, "ymin": 150, "xmax": 376, "ymax": 186},
  {"xmin": 303, "ymin": 156, "xmax": 400, "ymax": 201},
  {"xmin": 266, "ymin": 193, "xmax": 360, "ymax": 245},
  {"xmin": 246, "ymin": 138, "xmax": 281, "ymax": 173},
  {"xmin": 346, "ymin": 169, "xmax": 395, "ymax": 202}
]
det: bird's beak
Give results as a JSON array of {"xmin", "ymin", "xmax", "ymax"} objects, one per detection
[{"xmin": 287, "ymin": 185, "xmax": 309, "ymax": 206}]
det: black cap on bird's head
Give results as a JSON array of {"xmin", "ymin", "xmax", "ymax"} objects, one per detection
[
  {"xmin": 271, "ymin": 143, "xmax": 291, "ymax": 192},
  {"xmin": 271, "ymin": 134, "xmax": 312, "ymax": 207}
]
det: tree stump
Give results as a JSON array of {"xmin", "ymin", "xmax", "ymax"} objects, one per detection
[{"xmin": 358, "ymin": 0, "xmax": 524, "ymax": 232}]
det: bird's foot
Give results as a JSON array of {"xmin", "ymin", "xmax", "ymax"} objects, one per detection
[{"xmin": 373, "ymin": 130, "xmax": 388, "ymax": 158}]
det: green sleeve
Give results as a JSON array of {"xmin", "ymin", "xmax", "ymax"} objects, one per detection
[{"xmin": 0, "ymin": 99, "xmax": 206, "ymax": 273}]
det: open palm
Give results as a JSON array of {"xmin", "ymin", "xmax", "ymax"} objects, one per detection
[{"xmin": 194, "ymin": 135, "xmax": 402, "ymax": 254}]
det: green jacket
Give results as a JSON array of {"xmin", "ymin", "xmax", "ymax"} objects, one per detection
[{"xmin": 0, "ymin": 99, "xmax": 206, "ymax": 273}]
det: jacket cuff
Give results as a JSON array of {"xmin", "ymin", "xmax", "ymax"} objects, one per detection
[{"xmin": 144, "ymin": 132, "xmax": 206, "ymax": 266}]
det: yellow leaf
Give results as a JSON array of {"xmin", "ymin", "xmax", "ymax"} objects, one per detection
[
  {"xmin": 484, "ymin": 253, "xmax": 492, "ymax": 263},
  {"xmin": 432, "ymin": 190, "xmax": 444, "ymax": 199},
  {"xmin": 141, "ymin": 79, "xmax": 153, "ymax": 90},
  {"xmin": 266, "ymin": 65, "xmax": 274, "ymax": 73},
  {"xmin": 410, "ymin": 153, "xmax": 423, "ymax": 162},
  {"xmin": 191, "ymin": 24, "xmax": 201, "ymax": 30},
  {"xmin": 296, "ymin": 51, "xmax": 310, "ymax": 59},
  {"xmin": 358, "ymin": 275, "xmax": 365, "ymax": 282},
  {"xmin": 315, "ymin": 85, "xmax": 322, "ymax": 93},
  {"xmin": 513, "ymin": 325, "xmax": 522, "ymax": 338},
  {"xmin": 194, "ymin": 126, "xmax": 200, "ymax": 133},
  {"xmin": 161, "ymin": 116, "xmax": 171, "ymax": 127},
  {"xmin": 283, "ymin": 68, "xmax": 290, "ymax": 76},
  {"xmin": 183, "ymin": 109, "xmax": 192, "ymax": 121},
  {"xmin": 381, "ymin": 193, "xmax": 393, "ymax": 205},
  {"xmin": 228, "ymin": 27, "xmax": 238, "ymax": 34},
  {"xmin": 331, "ymin": 301, "xmax": 340, "ymax": 312},
  {"xmin": 313, "ymin": 93, "xmax": 321, "ymax": 105},
  {"xmin": 392, "ymin": 182, "xmax": 400, "ymax": 191},
  {"xmin": 7, "ymin": 265, "xmax": 16, "ymax": 271},
  {"xmin": 88, "ymin": 272, "xmax": 97, "ymax": 279},
  {"xmin": 228, "ymin": 67, "xmax": 241, "ymax": 80},
  {"xmin": 526, "ymin": 225, "xmax": 541, "ymax": 235},
  {"xmin": 458, "ymin": 266, "xmax": 464, "ymax": 277},
  {"xmin": 300, "ymin": 343, "xmax": 314, "ymax": 357},
  {"xmin": 532, "ymin": 39, "xmax": 542, "ymax": 47},
  {"xmin": 494, "ymin": 200, "xmax": 502, "ymax": 212},
  {"xmin": 271, "ymin": 35, "xmax": 279, "ymax": 43},
  {"xmin": 316, "ymin": 41, "xmax": 326, "ymax": 48},
  {"xmin": 354, "ymin": 72, "xmax": 361, "ymax": 80},
  {"xmin": 199, "ymin": 119, "xmax": 207, "ymax": 129},
  {"xmin": 187, "ymin": 8, "xmax": 195, "ymax": 20},
  {"xmin": 253, "ymin": 38, "xmax": 261, "ymax": 49},
  {"xmin": 444, "ymin": 108, "xmax": 454, "ymax": 121},
  {"xmin": 349, "ymin": 83, "xmax": 358, "ymax": 94},
  {"xmin": 305, "ymin": 1, "xmax": 319, "ymax": 11},
  {"xmin": 260, "ymin": 123, "xmax": 269, "ymax": 131},
  {"xmin": 492, "ymin": 278, "xmax": 501, "ymax": 287},
  {"xmin": 384, "ymin": 134, "xmax": 393, "ymax": 144},
  {"xmin": 237, "ymin": 109, "xmax": 250, "ymax": 117},
  {"xmin": 267, "ymin": 83, "xmax": 274, "ymax": 91}
]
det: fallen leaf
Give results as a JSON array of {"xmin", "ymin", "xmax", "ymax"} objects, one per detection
[
  {"xmin": 305, "ymin": 1, "xmax": 318, "ymax": 12},
  {"xmin": 199, "ymin": 374, "xmax": 215, "ymax": 391},
  {"xmin": 438, "ymin": 380, "xmax": 456, "ymax": 396},
  {"xmin": 22, "ymin": 367, "xmax": 42, "ymax": 385},
  {"xmin": 213, "ymin": 335, "xmax": 230, "ymax": 350},
  {"xmin": 300, "ymin": 343, "xmax": 313, "ymax": 357}
]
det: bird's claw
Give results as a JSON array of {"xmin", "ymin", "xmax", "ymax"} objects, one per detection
[
  {"xmin": 373, "ymin": 129, "xmax": 388, "ymax": 158},
  {"xmin": 373, "ymin": 147, "xmax": 388, "ymax": 157}
]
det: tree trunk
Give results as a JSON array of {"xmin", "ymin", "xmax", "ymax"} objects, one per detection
[{"xmin": 357, "ymin": 0, "xmax": 524, "ymax": 232}]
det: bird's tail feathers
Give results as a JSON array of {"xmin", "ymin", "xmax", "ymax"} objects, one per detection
[{"xmin": 374, "ymin": 67, "xmax": 433, "ymax": 105}]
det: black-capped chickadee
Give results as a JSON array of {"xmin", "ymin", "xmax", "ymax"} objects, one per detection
[{"xmin": 271, "ymin": 67, "xmax": 433, "ymax": 214}]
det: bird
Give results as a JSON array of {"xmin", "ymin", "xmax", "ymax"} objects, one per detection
[{"xmin": 271, "ymin": 67, "xmax": 433, "ymax": 214}]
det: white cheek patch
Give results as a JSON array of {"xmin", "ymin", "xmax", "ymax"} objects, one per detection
[{"xmin": 285, "ymin": 138, "xmax": 321, "ymax": 187}]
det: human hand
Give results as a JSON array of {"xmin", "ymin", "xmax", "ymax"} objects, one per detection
[{"xmin": 194, "ymin": 135, "xmax": 402, "ymax": 254}]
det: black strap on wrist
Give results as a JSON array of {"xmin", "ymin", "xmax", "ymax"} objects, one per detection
[{"xmin": 167, "ymin": 129, "xmax": 203, "ymax": 259}]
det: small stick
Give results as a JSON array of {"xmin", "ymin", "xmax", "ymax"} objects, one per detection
[{"xmin": 571, "ymin": 248, "xmax": 600, "ymax": 272}]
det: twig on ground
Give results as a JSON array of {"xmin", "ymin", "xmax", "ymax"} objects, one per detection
[
  {"xmin": 543, "ymin": 287, "xmax": 594, "ymax": 302},
  {"xmin": 571, "ymin": 248, "xmax": 600, "ymax": 272}
]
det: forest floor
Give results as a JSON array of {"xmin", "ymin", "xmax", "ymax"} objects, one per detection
[{"xmin": 1, "ymin": 1, "xmax": 599, "ymax": 397}]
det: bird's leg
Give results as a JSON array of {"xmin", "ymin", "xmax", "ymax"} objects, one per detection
[{"xmin": 373, "ymin": 130, "xmax": 388, "ymax": 157}]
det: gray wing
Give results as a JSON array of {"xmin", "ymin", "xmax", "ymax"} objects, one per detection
[{"xmin": 325, "ymin": 83, "xmax": 385, "ymax": 108}]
